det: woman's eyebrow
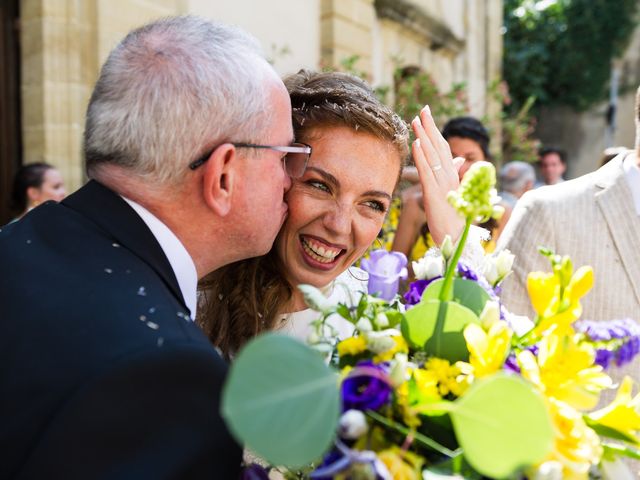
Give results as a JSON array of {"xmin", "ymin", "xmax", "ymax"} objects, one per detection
[
  {"xmin": 305, "ymin": 166, "xmax": 339, "ymax": 186},
  {"xmin": 305, "ymin": 166, "xmax": 391, "ymax": 200}
]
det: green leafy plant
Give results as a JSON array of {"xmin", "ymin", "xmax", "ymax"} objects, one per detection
[{"xmin": 503, "ymin": 0, "xmax": 639, "ymax": 112}]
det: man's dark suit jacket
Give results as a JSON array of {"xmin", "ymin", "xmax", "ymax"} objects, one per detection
[{"xmin": 0, "ymin": 181, "xmax": 241, "ymax": 479}]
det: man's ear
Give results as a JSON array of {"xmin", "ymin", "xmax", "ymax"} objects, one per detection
[{"xmin": 201, "ymin": 144, "xmax": 238, "ymax": 217}]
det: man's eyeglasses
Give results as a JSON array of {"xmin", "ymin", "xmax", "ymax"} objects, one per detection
[{"xmin": 189, "ymin": 142, "xmax": 312, "ymax": 178}]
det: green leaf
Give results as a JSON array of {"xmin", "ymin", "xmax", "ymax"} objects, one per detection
[
  {"xmin": 450, "ymin": 374, "xmax": 553, "ymax": 478},
  {"xmin": 421, "ymin": 278, "xmax": 491, "ymax": 316},
  {"xmin": 402, "ymin": 300, "xmax": 480, "ymax": 362},
  {"xmin": 222, "ymin": 333, "xmax": 339, "ymax": 468},
  {"xmin": 585, "ymin": 417, "xmax": 639, "ymax": 445},
  {"xmin": 384, "ymin": 310, "xmax": 404, "ymax": 328}
]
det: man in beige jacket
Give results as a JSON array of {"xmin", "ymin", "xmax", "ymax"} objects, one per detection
[
  {"xmin": 498, "ymin": 87, "xmax": 640, "ymax": 395},
  {"xmin": 499, "ymin": 86, "xmax": 640, "ymax": 322}
]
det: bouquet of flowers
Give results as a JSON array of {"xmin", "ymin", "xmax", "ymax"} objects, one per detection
[{"xmin": 222, "ymin": 162, "xmax": 640, "ymax": 480}]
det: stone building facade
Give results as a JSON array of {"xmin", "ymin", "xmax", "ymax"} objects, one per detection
[{"xmin": 0, "ymin": 0, "xmax": 503, "ymax": 223}]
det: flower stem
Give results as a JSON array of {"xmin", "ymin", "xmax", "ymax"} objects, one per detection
[
  {"xmin": 439, "ymin": 218, "xmax": 472, "ymax": 302},
  {"xmin": 366, "ymin": 410, "xmax": 459, "ymax": 457}
]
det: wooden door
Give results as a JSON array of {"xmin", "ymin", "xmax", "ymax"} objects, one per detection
[{"xmin": 0, "ymin": 0, "xmax": 21, "ymax": 225}]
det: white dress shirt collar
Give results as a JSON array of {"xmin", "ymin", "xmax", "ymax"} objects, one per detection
[
  {"xmin": 622, "ymin": 152, "xmax": 640, "ymax": 216},
  {"xmin": 121, "ymin": 197, "xmax": 198, "ymax": 320}
]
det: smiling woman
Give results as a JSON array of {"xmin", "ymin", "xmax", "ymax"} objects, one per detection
[{"xmin": 198, "ymin": 70, "xmax": 463, "ymax": 358}]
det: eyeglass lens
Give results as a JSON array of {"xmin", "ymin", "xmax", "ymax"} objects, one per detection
[{"xmin": 284, "ymin": 150, "xmax": 308, "ymax": 178}]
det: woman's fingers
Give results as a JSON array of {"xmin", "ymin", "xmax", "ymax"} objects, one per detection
[
  {"xmin": 411, "ymin": 116, "xmax": 444, "ymax": 177},
  {"xmin": 418, "ymin": 106, "xmax": 456, "ymax": 180},
  {"xmin": 412, "ymin": 138, "xmax": 435, "ymax": 188}
]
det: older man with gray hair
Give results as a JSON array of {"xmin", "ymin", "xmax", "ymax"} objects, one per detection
[
  {"xmin": 499, "ymin": 161, "xmax": 536, "ymax": 208},
  {"xmin": 0, "ymin": 16, "xmax": 306, "ymax": 478}
]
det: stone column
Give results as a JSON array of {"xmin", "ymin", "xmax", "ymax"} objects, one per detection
[{"xmin": 320, "ymin": 0, "xmax": 375, "ymax": 79}]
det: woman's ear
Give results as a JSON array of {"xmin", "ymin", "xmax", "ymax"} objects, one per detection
[
  {"xmin": 202, "ymin": 144, "xmax": 237, "ymax": 217},
  {"xmin": 26, "ymin": 186, "xmax": 41, "ymax": 206}
]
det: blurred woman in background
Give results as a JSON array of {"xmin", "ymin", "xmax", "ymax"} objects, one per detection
[{"xmin": 10, "ymin": 163, "xmax": 66, "ymax": 220}]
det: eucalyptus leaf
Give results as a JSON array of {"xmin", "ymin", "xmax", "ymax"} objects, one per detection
[
  {"xmin": 450, "ymin": 374, "xmax": 553, "ymax": 479},
  {"xmin": 421, "ymin": 278, "xmax": 491, "ymax": 316},
  {"xmin": 402, "ymin": 300, "xmax": 480, "ymax": 362},
  {"xmin": 222, "ymin": 333, "xmax": 340, "ymax": 468}
]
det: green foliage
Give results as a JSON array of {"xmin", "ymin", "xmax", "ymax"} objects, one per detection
[
  {"xmin": 330, "ymin": 55, "xmax": 541, "ymax": 164},
  {"xmin": 504, "ymin": 0, "xmax": 639, "ymax": 111},
  {"xmin": 222, "ymin": 334, "xmax": 339, "ymax": 468},
  {"xmin": 393, "ymin": 67, "xmax": 469, "ymax": 128},
  {"xmin": 450, "ymin": 374, "xmax": 554, "ymax": 478},
  {"xmin": 487, "ymin": 79, "xmax": 541, "ymax": 164}
]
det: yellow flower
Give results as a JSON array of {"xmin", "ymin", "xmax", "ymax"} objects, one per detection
[
  {"xmin": 422, "ymin": 357, "xmax": 469, "ymax": 397},
  {"xmin": 518, "ymin": 333, "xmax": 612, "ymax": 411},
  {"xmin": 588, "ymin": 376, "xmax": 640, "ymax": 442},
  {"xmin": 378, "ymin": 447, "xmax": 423, "ymax": 480},
  {"xmin": 527, "ymin": 266, "xmax": 594, "ymax": 337},
  {"xmin": 537, "ymin": 398, "xmax": 602, "ymax": 480},
  {"xmin": 337, "ymin": 336, "xmax": 367, "ymax": 356},
  {"xmin": 374, "ymin": 335, "xmax": 409, "ymax": 362},
  {"xmin": 396, "ymin": 366, "xmax": 446, "ymax": 426},
  {"xmin": 460, "ymin": 320, "xmax": 512, "ymax": 379}
]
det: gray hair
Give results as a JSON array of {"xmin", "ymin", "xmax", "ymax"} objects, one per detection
[
  {"xmin": 84, "ymin": 16, "xmax": 278, "ymax": 185},
  {"xmin": 499, "ymin": 161, "xmax": 535, "ymax": 194}
]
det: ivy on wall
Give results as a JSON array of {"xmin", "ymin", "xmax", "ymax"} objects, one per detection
[{"xmin": 503, "ymin": 0, "xmax": 639, "ymax": 112}]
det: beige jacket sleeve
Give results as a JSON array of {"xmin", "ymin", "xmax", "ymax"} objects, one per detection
[{"xmin": 496, "ymin": 189, "xmax": 557, "ymax": 319}]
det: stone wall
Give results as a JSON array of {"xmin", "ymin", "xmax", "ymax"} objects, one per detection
[{"xmin": 18, "ymin": 0, "xmax": 502, "ymax": 192}]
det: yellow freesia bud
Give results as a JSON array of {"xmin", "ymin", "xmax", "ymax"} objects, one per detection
[
  {"xmin": 527, "ymin": 272, "xmax": 559, "ymax": 317},
  {"xmin": 566, "ymin": 266, "xmax": 594, "ymax": 304}
]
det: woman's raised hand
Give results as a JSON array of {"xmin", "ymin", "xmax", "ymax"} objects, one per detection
[{"xmin": 411, "ymin": 105, "xmax": 465, "ymax": 245}]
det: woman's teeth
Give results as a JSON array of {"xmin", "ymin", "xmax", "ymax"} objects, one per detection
[{"xmin": 302, "ymin": 237, "xmax": 341, "ymax": 263}]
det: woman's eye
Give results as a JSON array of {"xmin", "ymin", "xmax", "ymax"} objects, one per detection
[
  {"xmin": 363, "ymin": 200, "xmax": 386, "ymax": 213},
  {"xmin": 307, "ymin": 180, "xmax": 330, "ymax": 193}
]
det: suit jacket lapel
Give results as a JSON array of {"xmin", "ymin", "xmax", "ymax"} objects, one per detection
[
  {"xmin": 594, "ymin": 155, "xmax": 640, "ymax": 307},
  {"xmin": 62, "ymin": 180, "xmax": 187, "ymax": 310}
]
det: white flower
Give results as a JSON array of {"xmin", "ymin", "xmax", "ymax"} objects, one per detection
[
  {"xmin": 440, "ymin": 235, "xmax": 454, "ymax": 260},
  {"xmin": 479, "ymin": 300, "xmax": 501, "ymax": 330},
  {"xmin": 482, "ymin": 259, "xmax": 499, "ymax": 286},
  {"xmin": 297, "ymin": 284, "xmax": 335, "ymax": 313},
  {"xmin": 365, "ymin": 331, "xmax": 396, "ymax": 354},
  {"xmin": 356, "ymin": 317, "xmax": 373, "ymax": 333},
  {"xmin": 306, "ymin": 331, "xmax": 321, "ymax": 345},
  {"xmin": 412, "ymin": 255, "xmax": 444, "ymax": 281},
  {"xmin": 530, "ymin": 461, "xmax": 563, "ymax": 480},
  {"xmin": 339, "ymin": 409, "xmax": 369, "ymax": 439},
  {"xmin": 496, "ymin": 249, "xmax": 515, "ymax": 278},
  {"xmin": 375, "ymin": 313, "xmax": 389, "ymax": 328},
  {"xmin": 482, "ymin": 249, "xmax": 515, "ymax": 287},
  {"xmin": 389, "ymin": 353, "xmax": 408, "ymax": 387}
]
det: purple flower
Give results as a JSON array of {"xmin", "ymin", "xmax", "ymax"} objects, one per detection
[
  {"xmin": 595, "ymin": 349, "xmax": 614, "ymax": 369},
  {"xmin": 617, "ymin": 336, "xmax": 640, "ymax": 367},
  {"xmin": 457, "ymin": 262, "xmax": 478, "ymax": 281},
  {"xmin": 241, "ymin": 464, "xmax": 270, "ymax": 480},
  {"xmin": 341, "ymin": 361, "xmax": 392, "ymax": 412},
  {"xmin": 503, "ymin": 353, "xmax": 520, "ymax": 374},
  {"xmin": 311, "ymin": 441, "xmax": 391, "ymax": 480},
  {"xmin": 360, "ymin": 250, "xmax": 408, "ymax": 301},
  {"xmin": 403, "ymin": 277, "xmax": 440, "ymax": 306},
  {"xmin": 574, "ymin": 318, "xmax": 640, "ymax": 370}
]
